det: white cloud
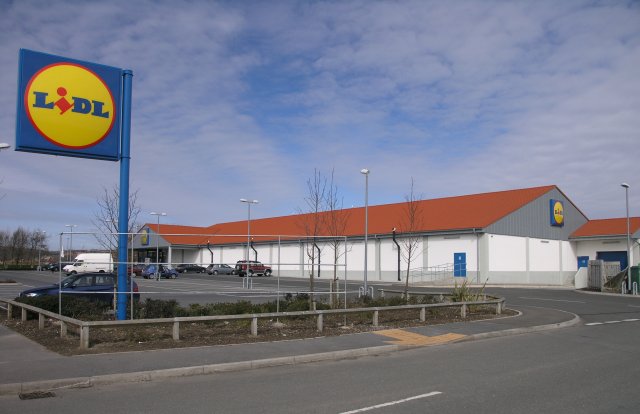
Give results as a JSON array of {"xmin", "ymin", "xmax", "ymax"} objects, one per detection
[{"xmin": 0, "ymin": 0, "xmax": 639, "ymax": 246}]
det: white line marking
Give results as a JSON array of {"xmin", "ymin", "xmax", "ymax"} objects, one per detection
[
  {"xmin": 622, "ymin": 319, "xmax": 639, "ymax": 322},
  {"xmin": 604, "ymin": 321, "xmax": 622, "ymax": 324},
  {"xmin": 628, "ymin": 305, "xmax": 640, "ymax": 308},
  {"xmin": 585, "ymin": 322, "xmax": 603, "ymax": 326},
  {"xmin": 518, "ymin": 297, "xmax": 585, "ymax": 303},
  {"xmin": 339, "ymin": 392, "xmax": 442, "ymax": 414}
]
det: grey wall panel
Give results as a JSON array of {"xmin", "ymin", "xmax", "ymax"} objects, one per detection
[{"xmin": 486, "ymin": 188, "xmax": 588, "ymax": 240}]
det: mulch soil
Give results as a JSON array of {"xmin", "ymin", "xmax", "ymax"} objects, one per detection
[{"xmin": 1, "ymin": 306, "xmax": 516, "ymax": 356}]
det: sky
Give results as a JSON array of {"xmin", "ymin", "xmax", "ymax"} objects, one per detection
[{"xmin": 0, "ymin": 0, "xmax": 639, "ymax": 251}]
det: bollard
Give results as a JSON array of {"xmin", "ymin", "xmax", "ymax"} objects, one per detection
[
  {"xmin": 373, "ymin": 310, "xmax": 379, "ymax": 327},
  {"xmin": 461, "ymin": 304, "xmax": 467, "ymax": 318},
  {"xmin": 420, "ymin": 307, "xmax": 426, "ymax": 322},
  {"xmin": 38, "ymin": 313, "xmax": 45, "ymax": 330},
  {"xmin": 21, "ymin": 308, "xmax": 27, "ymax": 322},
  {"xmin": 173, "ymin": 321, "xmax": 180, "ymax": 341},
  {"xmin": 7, "ymin": 303, "xmax": 12, "ymax": 319},
  {"xmin": 317, "ymin": 313, "xmax": 323, "ymax": 333},
  {"xmin": 60, "ymin": 321, "xmax": 67, "ymax": 338},
  {"xmin": 251, "ymin": 317, "xmax": 258, "ymax": 336}
]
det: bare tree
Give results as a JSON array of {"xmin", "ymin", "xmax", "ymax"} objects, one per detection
[
  {"xmin": 91, "ymin": 186, "xmax": 141, "ymax": 258},
  {"xmin": 323, "ymin": 169, "xmax": 351, "ymax": 307},
  {"xmin": 0, "ymin": 230, "xmax": 10, "ymax": 266},
  {"xmin": 10, "ymin": 227, "xmax": 29, "ymax": 265},
  {"xmin": 297, "ymin": 168, "xmax": 327, "ymax": 309},
  {"xmin": 399, "ymin": 178, "xmax": 423, "ymax": 298}
]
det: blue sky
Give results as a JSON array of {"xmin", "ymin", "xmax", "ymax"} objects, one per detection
[{"xmin": 0, "ymin": 0, "xmax": 639, "ymax": 250}]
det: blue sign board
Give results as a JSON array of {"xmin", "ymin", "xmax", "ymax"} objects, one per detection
[{"xmin": 15, "ymin": 49, "xmax": 123, "ymax": 161}]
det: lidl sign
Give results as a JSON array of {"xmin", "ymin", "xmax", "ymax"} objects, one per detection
[
  {"xmin": 16, "ymin": 49, "xmax": 122, "ymax": 161},
  {"xmin": 550, "ymin": 199, "xmax": 564, "ymax": 227}
]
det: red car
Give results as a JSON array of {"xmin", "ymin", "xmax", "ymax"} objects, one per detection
[
  {"xmin": 128, "ymin": 264, "xmax": 144, "ymax": 277},
  {"xmin": 235, "ymin": 260, "xmax": 272, "ymax": 277}
]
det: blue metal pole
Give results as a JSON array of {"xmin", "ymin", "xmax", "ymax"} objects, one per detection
[{"xmin": 116, "ymin": 69, "xmax": 133, "ymax": 320}]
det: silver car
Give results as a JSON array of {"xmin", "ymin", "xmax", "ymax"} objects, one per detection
[{"xmin": 206, "ymin": 264, "xmax": 235, "ymax": 275}]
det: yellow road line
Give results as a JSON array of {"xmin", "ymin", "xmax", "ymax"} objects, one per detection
[{"xmin": 374, "ymin": 329, "xmax": 466, "ymax": 346}]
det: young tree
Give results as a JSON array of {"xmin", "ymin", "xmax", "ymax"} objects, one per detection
[
  {"xmin": 399, "ymin": 178, "xmax": 423, "ymax": 299},
  {"xmin": 91, "ymin": 185, "xmax": 141, "ymax": 259},
  {"xmin": 323, "ymin": 169, "xmax": 351, "ymax": 307},
  {"xmin": 297, "ymin": 169, "xmax": 327, "ymax": 309}
]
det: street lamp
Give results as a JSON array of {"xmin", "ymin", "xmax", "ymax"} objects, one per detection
[
  {"xmin": 622, "ymin": 183, "xmax": 631, "ymax": 291},
  {"xmin": 65, "ymin": 224, "xmax": 77, "ymax": 261},
  {"xmin": 37, "ymin": 231, "xmax": 46, "ymax": 271},
  {"xmin": 150, "ymin": 212, "xmax": 167, "ymax": 280},
  {"xmin": 0, "ymin": 143, "xmax": 10, "ymax": 151},
  {"xmin": 240, "ymin": 199, "xmax": 258, "ymax": 288},
  {"xmin": 360, "ymin": 168, "xmax": 370, "ymax": 295}
]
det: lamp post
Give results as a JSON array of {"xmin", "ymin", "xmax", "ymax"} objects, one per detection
[
  {"xmin": 240, "ymin": 199, "xmax": 258, "ymax": 288},
  {"xmin": 150, "ymin": 212, "xmax": 167, "ymax": 280},
  {"xmin": 621, "ymin": 183, "xmax": 631, "ymax": 291},
  {"xmin": 37, "ymin": 231, "xmax": 46, "ymax": 271},
  {"xmin": 360, "ymin": 168, "xmax": 370, "ymax": 295},
  {"xmin": 65, "ymin": 224, "xmax": 77, "ymax": 261},
  {"xmin": 392, "ymin": 228, "xmax": 401, "ymax": 281}
]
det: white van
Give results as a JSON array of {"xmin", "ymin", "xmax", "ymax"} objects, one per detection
[{"xmin": 63, "ymin": 253, "xmax": 114, "ymax": 275}]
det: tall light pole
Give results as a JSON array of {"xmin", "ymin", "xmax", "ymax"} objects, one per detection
[
  {"xmin": 37, "ymin": 231, "xmax": 46, "ymax": 271},
  {"xmin": 150, "ymin": 212, "xmax": 167, "ymax": 280},
  {"xmin": 360, "ymin": 168, "xmax": 370, "ymax": 295},
  {"xmin": 240, "ymin": 199, "xmax": 258, "ymax": 288},
  {"xmin": 65, "ymin": 224, "xmax": 77, "ymax": 261},
  {"xmin": 621, "ymin": 183, "xmax": 631, "ymax": 291}
]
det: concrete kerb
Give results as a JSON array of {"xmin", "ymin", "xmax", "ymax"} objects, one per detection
[{"xmin": 0, "ymin": 309, "xmax": 581, "ymax": 397}]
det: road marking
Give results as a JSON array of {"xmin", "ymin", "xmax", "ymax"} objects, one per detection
[
  {"xmin": 339, "ymin": 391, "xmax": 442, "ymax": 413},
  {"xmin": 586, "ymin": 319, "xmax": 639, "ymax": 326},
  {"xmin": 373, "ymin": 329, "xmax": 466, "ymax": 346},
  {"xmin": 628, "ymin": 305, "xmax": 640, "ymax": 308},
  {"xmin": 518, "ymin": 297, "xmax": 585, "ymax": 303}
]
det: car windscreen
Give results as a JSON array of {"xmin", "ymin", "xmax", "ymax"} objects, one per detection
[{"xmin": 60, "ymin": 274, "xmax": 80, "ymax": 288}]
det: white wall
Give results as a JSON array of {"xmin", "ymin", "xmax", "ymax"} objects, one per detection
[
  {"xmin": 488, "ymin": 235, "xmax": 526, "ymax": 271},
  {"xmin": 427, "ymin": 235, "xmax": 477, "ymax": 271}
]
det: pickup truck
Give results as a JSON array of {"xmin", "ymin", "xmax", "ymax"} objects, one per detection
[{"xmin": 235, "ymin": 260, "xmax": 272, "ymax": 277}]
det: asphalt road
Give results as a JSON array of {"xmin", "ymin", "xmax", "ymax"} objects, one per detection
[{"xmin": 1, "ymin": 270, "xmax": 639, "ymax": 413}]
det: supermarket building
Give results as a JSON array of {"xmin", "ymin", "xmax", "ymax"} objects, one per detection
[{"xmin": 132, "ymin": 185, "xmax": 639, "ymax": 287}]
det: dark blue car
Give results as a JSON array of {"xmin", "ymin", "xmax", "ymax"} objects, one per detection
[
  {"xmin": 20, "ymin": 272, "xmax": 139, "ymax": 303},
  {"xmin": 141, "ymin": 264, "xmax": 178, "ymax": 279}
]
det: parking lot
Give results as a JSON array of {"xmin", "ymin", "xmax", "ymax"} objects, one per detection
[{"xmin": 0, "ymin": 270, "xmax": 382, "ymax": 306}]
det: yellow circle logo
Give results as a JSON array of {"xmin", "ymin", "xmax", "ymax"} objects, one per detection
[
  {"xmin": 24, "ymin": 63, "xmax": 116, "ymax": 149},
  {"xmin": 553, "ymin": 201, "xmax": 564, "ymax": 225}
]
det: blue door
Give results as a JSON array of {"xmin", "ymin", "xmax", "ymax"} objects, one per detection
[
  {"xmin": 577, "ymin": 256, "xmax": 589, "ymax": 269},
  {"xmin": 454, "ymin": 253, "xmax": 467, "ymax": 277},
  {"xmin": 596, "ymin": 251, "xmax": 628, "ymax": 270}
]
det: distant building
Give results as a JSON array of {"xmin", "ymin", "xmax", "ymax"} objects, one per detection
[{"xmin": 131, "ymin": 185, "xmax": 639, "ymax": 286}]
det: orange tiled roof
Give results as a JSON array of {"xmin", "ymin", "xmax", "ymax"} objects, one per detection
[
  {"xmin": 571, "ymin": 217, "xmax": 640, "ymax": 238},
  {"xmin": 144, "ymin": 185, "xmax": 559, "ymax": 246}
]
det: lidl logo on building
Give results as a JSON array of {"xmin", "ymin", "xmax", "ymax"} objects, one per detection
[
  {"xmin": 550, "ymin": 199, "xmax": 564, "ymax": 227},
  {"xmin": 16, "ymin": 49, "xmax": 122, "ymax": 161},
  {"xmin": 140, "ymin": 228, "xmax": 150, "ymax": 246}
]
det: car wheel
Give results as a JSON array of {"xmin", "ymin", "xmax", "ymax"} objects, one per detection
[
  {"xmin": 71, "ymin": 271, "xmax": 77, "ymax": 275},
  {"xmin": 213, "ymin": 270, "xmax": 218, "ymax": 275},
  {"xmin": 265, "ymin": 270, "xmax": 272, "ymax": 277}
]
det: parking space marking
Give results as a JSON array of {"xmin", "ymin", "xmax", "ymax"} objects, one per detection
[{"xmin": 373, "ymin": 329, "xmax": 466, "ymax": 346}]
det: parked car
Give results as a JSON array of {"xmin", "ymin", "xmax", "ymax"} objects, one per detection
[
  {"xmin": 235, "ymin": 260, "xmax": 272, "ymax": 277},
  {"xmin": 47, "ymin": 262, "xmax": 73, "ymax": 272},
  {"xmin": 141, "ymin": 264, "xmax": 178, "ymax": 279},
  {"xmin": 175, "ymin": 263, "xmax": 206, "ymax": 274},
  {"xmin": 128, "ymin": 264, "xmax": 145, "ymax": 277},
  {"xmin": 206, "ymin": 263, "xmax": 235, "ymax": 275},
  {"xmin": 19, "ymin": 272, "xmax": 139, "ymax": 303},
  {"xmin": 63, "ymin": 253, "xmax": 114, "ymax": 275}
]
